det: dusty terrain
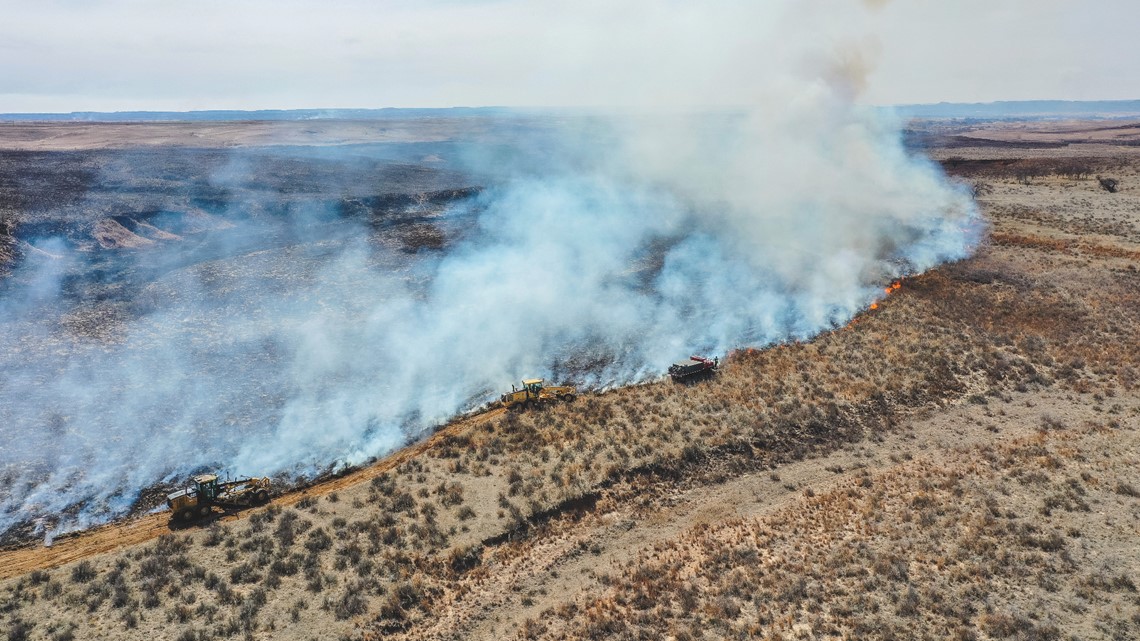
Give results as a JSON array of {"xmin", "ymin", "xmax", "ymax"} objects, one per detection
[
  {"xmin": 1, "ymin": 118, "xmax": 1139, "ymax": 640},
  {"xmin": 0, "ymin": 119, "xmax": 511, "ymax": 152}
]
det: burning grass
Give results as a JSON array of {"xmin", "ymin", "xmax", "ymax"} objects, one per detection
[
  {"xmin": 4, "ymin": 224, "xmax": 1137, "ymax": 639},
  {"xmin": 3, "ymin": 139, "xmax": 1140, "ymax": 641}
]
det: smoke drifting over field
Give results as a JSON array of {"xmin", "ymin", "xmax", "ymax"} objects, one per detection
[{"xmin": 0, "ymin": 4, "xmax": 980, "ymax": 537}]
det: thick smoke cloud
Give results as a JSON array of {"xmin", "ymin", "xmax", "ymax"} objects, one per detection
[{"xmin": 0, "ymin": 3, "xmax": 981, "ymax": 538}]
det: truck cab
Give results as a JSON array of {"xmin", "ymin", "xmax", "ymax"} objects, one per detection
[
  {"xmin": 167, "ymin": 473, "xmax": 219, "ymax": 520},
  {"xmin": 521, "ymin": 378, "xmax": 544, "ymax": 397},
  {"xmin": 194, "ymin": 474, "xmax": 219, "ymax": 502}
]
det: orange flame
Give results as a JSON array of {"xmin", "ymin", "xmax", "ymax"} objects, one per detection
[
  {"xmin": 726, "ymin": 347, "xmax": 760, "ymax": 362},
  {"xmin": 845, "ymin": 280, "xmax": 903, "ymax": 330}
]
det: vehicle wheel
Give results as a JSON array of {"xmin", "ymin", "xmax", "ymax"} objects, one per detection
[
  {"xmin": 198, "ymin": 505, "xmax": 211, "ymax": 518},
  {"xmin": 562, "ymin": 394, "xmax": 576, "ymax": 402},
  {"xmin": 255, "ymin": 490, "xmax": 269, "ymax": 504},
  {"xmin": 179, "ymin": 509, "xmax": 195, "ymax": 521}
]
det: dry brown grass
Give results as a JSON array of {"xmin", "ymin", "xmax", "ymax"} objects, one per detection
[
  {"xmin": 516, "ymin": 421, "xmax": 1140, "ymax": 641},
  {"xmin": 2, "ymin": 127, "xmax": 1140, "ymax": 641}
]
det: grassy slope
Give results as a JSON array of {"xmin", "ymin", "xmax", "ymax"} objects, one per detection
[{"xmin": 2, "ymin": 134, "xmax": 1139, "ymax": 641}]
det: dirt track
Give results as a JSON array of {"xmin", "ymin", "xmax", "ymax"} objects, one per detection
[{"xmin": 0, "ymin": 408, "xmax": 505, "ymax": 581}]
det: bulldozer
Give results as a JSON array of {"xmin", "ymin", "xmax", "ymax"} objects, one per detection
[
  {"xmin": 500, "ymin": 378, "xmax": 577, "ymax": 410},
  {"xmin": 167, "ymin": 473, "xmax": 271, "ymax": 521}
]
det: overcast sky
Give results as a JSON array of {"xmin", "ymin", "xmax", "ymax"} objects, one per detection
[{"xmin": 0, "ymin": 0, "xmax": 1136, "ymax": 113}]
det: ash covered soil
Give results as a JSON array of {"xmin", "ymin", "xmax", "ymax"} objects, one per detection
[
  {"xmin": 1, "ymin": 119, "xmax": 1139, "ymax": 641},
  {"xmin": 0, "ymin": 114, "xmax": 659, "ymax": 543},
  {"xmin": 0, "ymin": 121, "xmax": 498, "ymax": 541}
]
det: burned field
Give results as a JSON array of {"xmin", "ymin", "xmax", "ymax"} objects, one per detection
[
  {"xmin": 0, "ymin": 133, "xmax": 486, "ymax": 541},
  {"xmin": 0, "ymin": 111, "xmax": 982, "ymax": 546},
  {"xmin": 1, "ymin": 118, "xmax": 1139, "ymax": 641},
  {"xmin": 0, "ymin": 143, "xmax": 478, "ymax": 284}
]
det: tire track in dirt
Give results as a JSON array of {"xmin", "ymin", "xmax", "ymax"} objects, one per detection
[{"xmin": 0, "ymin": 408, "xmax": 505, "ymax": 580}]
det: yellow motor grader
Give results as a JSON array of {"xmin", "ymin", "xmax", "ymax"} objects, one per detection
[
  {"xmin": 167, "ymin": 473, "xmax": 271, "ymax": 521},
  {"xmin": 500, "ymin": 378, "xmax": 576, "ymax": 410}
]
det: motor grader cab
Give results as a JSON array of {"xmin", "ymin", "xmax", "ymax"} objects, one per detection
[
  {"xmin": 167, "ymin": 473, "xmax": 271, "ymax": 521},
  {"xmin": 500, "ymin": 378, "xmax": 577, "ymax": 410}
]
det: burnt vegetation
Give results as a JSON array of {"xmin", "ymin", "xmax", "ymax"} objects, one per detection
[
  {"xmin": 3, "ymin": 125, "xmax": 1140, "ymax": 640},
  {"xmin": 0, "ymin": 146, "xmax": 476, "ymax": 316},
  {"xmin": 4, "ymin": 234, "xmax": 1139, "ymax": 637},
  {"xmin": 938, "ymin": 155, "xmax": 1125, "ymax": 185},
  {"xmin": 1098, "ymin": 176, "xmax": 1120, "ymax": 193}
]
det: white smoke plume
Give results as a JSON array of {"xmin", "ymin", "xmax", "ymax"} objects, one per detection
[{"xmin": 0, "ymin": 0, "xmax": 981, "ymax": 536}]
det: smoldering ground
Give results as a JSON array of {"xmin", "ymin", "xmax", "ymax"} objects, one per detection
[
  {"xmin": 0, "ymin": 1, "xmax": 981, "ymax": 539},
  {"xmin": 0, "ymin": 108, "xmax": 980, "ymax": 540}
]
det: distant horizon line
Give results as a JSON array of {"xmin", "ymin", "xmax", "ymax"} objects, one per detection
[{"xmin": 2, "ymin": 99, "xmax": 1140, "ymax": 121}]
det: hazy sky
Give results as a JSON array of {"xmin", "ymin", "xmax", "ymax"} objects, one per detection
[{"xmin": 0, "ymin": 0, "xmax": 1135, "ymax": 112}]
